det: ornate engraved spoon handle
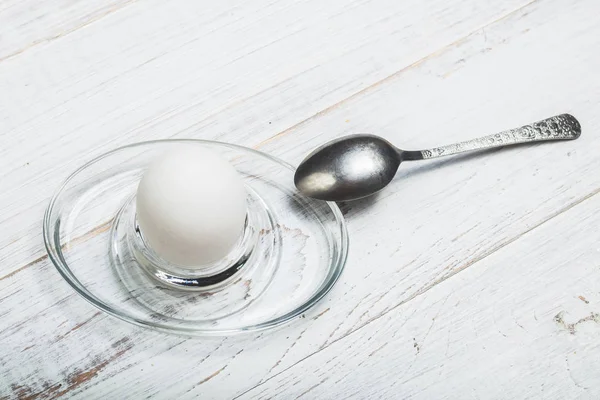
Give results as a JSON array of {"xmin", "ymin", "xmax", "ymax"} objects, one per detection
[{"xmin": 403, "ymin": 114, "xmax": 581, "ymax": 160}]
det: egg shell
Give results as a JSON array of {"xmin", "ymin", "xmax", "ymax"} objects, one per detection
[{"xmin": 136, "ymin": 147, "xmax": 247, "ymax": 267}]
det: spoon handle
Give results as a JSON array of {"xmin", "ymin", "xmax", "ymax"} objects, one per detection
[{"xmin": 403, "ymin": 114, "xmax": 581, "ymax": 160}]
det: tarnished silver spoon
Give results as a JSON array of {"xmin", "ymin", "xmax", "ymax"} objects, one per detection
[{"xmin": 294, "ymin": 114, "xmax": 581, "ymax": 201}]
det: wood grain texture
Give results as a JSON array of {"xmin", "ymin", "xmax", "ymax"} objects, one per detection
[
  {"xmin": 0, "ymin": 0, "xmax": 528, "ymax": 275},
  {"xmin": 240, "ymin": 189, "xmax": 600, "ymax": 400},
  {"xmin": 1, "ymin": 0, "xmax": 600, "ymax": 398},
  {"xmin": 0, "ymin": 0, "xmax": 135, "ymax": 62}
]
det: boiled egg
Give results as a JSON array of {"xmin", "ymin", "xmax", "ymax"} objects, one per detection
[{"xmin": 136, "ymin": 147, "xmax": 247, "ymax": 267}]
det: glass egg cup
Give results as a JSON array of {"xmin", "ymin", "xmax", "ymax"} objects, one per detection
[{"xmin": 44, "ymin": 140, "xmax": 348, "ymax": 336}]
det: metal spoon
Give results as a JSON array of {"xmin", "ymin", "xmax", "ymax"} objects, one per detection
[{"xmin": 294, "ymin": 114, "xmax": 581, "ymax": 202}]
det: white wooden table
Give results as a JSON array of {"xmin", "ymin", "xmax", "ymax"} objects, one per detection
[{"xmin": 2, "ymin": 0, "xmax": 600, "ymax": 398}]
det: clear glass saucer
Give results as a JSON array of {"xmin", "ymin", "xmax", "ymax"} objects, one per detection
[{"xmin": 43, "ymin": 140, "xmax": 348, "ymax": 336}]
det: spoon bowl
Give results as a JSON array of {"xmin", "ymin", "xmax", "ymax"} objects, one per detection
[{"xmin": 294, "ymin": 135, "xmax": 401, "ymax": 201}]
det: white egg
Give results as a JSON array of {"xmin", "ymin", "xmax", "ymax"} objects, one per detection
[{"xmin": 136, "ymin": 147, "xmax": 247, "ymax": 267}]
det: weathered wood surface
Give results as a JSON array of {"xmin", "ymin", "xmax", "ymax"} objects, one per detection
[{"xmin": 1, "ymin": 0, "xmax": 599, "ymax": 398}]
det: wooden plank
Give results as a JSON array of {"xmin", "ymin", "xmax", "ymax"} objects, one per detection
[
  {"xmin": 2, "ymin": 0, "xmax": 600, "ymax": 398},
  {"xmin": 239, "ymin": 178, "xmax": 600, "ymax": 400},
  {"xmin": 0, "ymin": 0, "xmax": 134, "ymax": 62}
]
